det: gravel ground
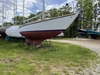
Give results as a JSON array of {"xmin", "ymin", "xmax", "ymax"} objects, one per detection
[
  {"xmin": 52, "ymin": 38, "xmax": 100, "ymax": 55},
  {"xmin": 51, "ymin": 38, "xmax": 100, "ymax": 75}
]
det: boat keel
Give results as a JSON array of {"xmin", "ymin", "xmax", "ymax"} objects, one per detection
[{"xmin": 25, "ymin": 38, "xmax": 44, "ymax": 47}]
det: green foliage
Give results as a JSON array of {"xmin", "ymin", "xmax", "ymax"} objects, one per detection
[
  {"xmin": 0, "ymin": 39, "xmax": 99, "ymax": 75},
  {"xmin": 64, "ymin": 17, "xmax": 79, "ymax": 38},
  {"xmin": 28, "ymin": 14, "xmax": 36, "ymax": 19},
  {"xmin": 3, "ymin": 22, "xmax": 13, "ymax": 26},
  {"xmin": 46, "ymin": 6, "xmax": 71, "ymax": 18},
  {"xmin": 12, "ymin": 16, "xmax": 26, "ymax": 25},
  {"xmin": 27, "ymin": 13, "xmax": 37, "ymax": 22},
  {"xmin": 77, "ymin": 0, "xmax": 100, "ymax": 30},
  {"xmin": 47, "ymin": 8, "xmax": 58, "ymax": 18},
  {"xmin": 78, "ymin": 0, "xmax": 93, "ymax": 29}
]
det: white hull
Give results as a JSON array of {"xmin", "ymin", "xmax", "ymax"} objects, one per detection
[{"xmin": 18, "ymin": 11, "xmax": 80, "ymax": 32}]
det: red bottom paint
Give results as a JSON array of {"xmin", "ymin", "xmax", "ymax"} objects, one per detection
[{"xmin": 20, "ymin": 31, "xmax": 61, "ymax": 45}]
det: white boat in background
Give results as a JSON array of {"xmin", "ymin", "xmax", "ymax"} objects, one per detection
[
  {"xmin": 5, "ymin": 26, "xmax": 23, "ymax": 38},
  {"xmin": 58, "ymin": 32, "xmax": 64, "ymax": 37}
]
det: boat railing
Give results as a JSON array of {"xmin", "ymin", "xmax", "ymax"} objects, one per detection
[
  {"xmin": 24, "ymin": 13, "xmax": 42, "ymax": 24},
  {"xmin": 23, "ymin": 0, "xmax": 79, "ymax": 25},
  {"xmin": 23, "ymin": 12, "xmax": 76, "ymax": 26},
  {"xmin": 24, "ymin": 11, "xmax": 78, "ymax": 25}
]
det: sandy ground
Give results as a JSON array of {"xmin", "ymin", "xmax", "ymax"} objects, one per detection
[{"xmin": 51, "ymin": 38, "xmax": 100, "ymax": 56}]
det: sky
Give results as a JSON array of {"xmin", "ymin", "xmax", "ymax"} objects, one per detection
[{"xmin": 0, "ymin": 0, "xmax": 76, "ymax": 25}]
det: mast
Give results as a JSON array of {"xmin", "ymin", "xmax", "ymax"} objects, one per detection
[
  {"xmin": 4, "ymin": 10, "xmax": 6, "ymax": 25},
  {"xmin": 14, "ymin": 0, "xmax": 15, "ymax": 25},
  {"xmin": 23, "ymin": 0, "xmax": 25, "ymax": 25},
  {"xmin": 16, "ymin": 0, "xmax": 17, "ymax": 25},
  {"xmin": 14, "ymin": 0, "xmax": 17, "ymax": 25},
  {"xmin": 42, "ymin": 0, "xmax": 45, "ymax": 19},
  {"xmin": 4, "ymin": 0, "xmax": 6, "ymax": 26},
  {"xmin": 2, "ymin": 0, "xmax": 4, "ymax": 27},
  {"xmin": 72, "ymin": 1, "xmax": 74, "ymax": 12}
]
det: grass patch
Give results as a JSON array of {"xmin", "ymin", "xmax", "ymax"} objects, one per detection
[{"xmin": 0, "ymin": 39, "xmax": 99, "ymax": 75}]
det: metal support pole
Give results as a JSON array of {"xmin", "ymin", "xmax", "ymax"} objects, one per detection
[
  {"xmin": 2, "ymin": 0, "xmax": 4, "ymax": 27},
  {"xmin": 23, "ymin": 0, "xmax": 25, "ymax": 25},
  {"xmin": 14, "ymin": 0, "xmax": 17, "ymax": 25},
  {"xmin": 73, "ymin": 1, "xmax": 74, "ymax": 12},
  {"xmin": 4, "ymin": 10, "xmax": 6, "ymax": 25},
  {"xmin": 16, "ymin": 0, "xmax": 17, "ymax": 25},
  {"xmin": 13, "ymin": 0, "xmax": 15, "ymax": 25},
  {"xmin": 42, "ymin": 0, "xmax": 45, "ymax": 19}
]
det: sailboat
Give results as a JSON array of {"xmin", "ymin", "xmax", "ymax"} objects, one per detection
[{"xmin": 18, "ymin": 11, "xmax": 80, "ymax": 45}]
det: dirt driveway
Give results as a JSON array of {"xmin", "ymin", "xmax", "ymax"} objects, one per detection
[{"xmin": 51, "ymin": 38, "xmax": 100, "ymax": 56}]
